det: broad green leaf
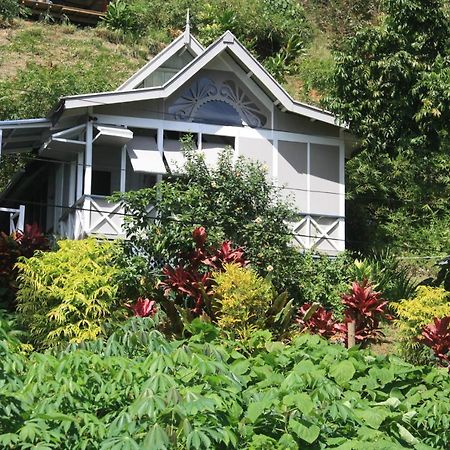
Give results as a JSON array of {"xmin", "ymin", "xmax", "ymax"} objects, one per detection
[
  {"xmin": 289, "ymin": 418, "xmax": 320, "ymax": 444},
  {"xmin": 329, "ymin": 360, "xmax": 355, "ymax": 385}
]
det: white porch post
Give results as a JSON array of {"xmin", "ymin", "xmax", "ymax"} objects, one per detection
[
  {"xmin": 306, "ymin": 141, "xmax": 311, "ymax": 250},
  {"xmin": 156, "ymin": 127, "xmax": 164, "ymax": 183},
  {"xmin": 84, "ymin": 120, "xmax": 93, "ymax": 196},
  {"xmin": 76, "ymin": 152, "xmax": 83, "ymax": 199},
  {"xmin": 0, "ymin": 129, "xmax": 3, "ymax": 158},
  {"xmin": 17, "ymin": 205, "xmax": 25, "ymax": 232},
  {"xmin": 83, "ymin": 118, "xmax": 93, "ymax": 234},
  {"xmin": 120, "ymin": 145, "xmax": 127, "ymax": 192},
  {"xmin": 339, "ymin": 130, "xmax": 346, "ymax": 251}
]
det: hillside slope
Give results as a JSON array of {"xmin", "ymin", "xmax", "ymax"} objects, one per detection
[{"xmin": 0, "ymin": 20, "xmax": 147, "ymax": 120}]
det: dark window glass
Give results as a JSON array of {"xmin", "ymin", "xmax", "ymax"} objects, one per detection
[{"xmin": 92, "ymin": 170, "xmax": 111, "ymax": 196}]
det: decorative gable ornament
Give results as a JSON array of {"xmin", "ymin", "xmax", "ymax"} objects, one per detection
[{"xmin": 168, "ymin": 77, "xmax": 267, "ymax": 127}]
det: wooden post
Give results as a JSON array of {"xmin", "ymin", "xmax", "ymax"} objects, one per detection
[{"xmin": 347, "ymin": 321, "xmax": 356, "ymax": 349}]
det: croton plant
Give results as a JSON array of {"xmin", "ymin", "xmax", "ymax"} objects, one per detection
[
  {"xmin": 0, "ymin": 224, "xmax": 49, "ymax": 311},
  {"xmin": 421, "ymin": 316, "xmax": 450, "ymax": 371}
]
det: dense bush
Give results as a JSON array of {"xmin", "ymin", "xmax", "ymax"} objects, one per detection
[
  {"xmin": 392, "ymin": 286, "xmax": 450, "ymax": 365},
  {"xmin": 15, "ymin": 239, "xmax": 123, "ymax": 348},
  {"xmin": 114, "ymin": 149, "xmax": 304, "ymax": 301},
  {"xmin": 0, "ymin": 319, "xmax": 449, "ymax": 449},
  {"xmin": 0, "ymin": 224, "xmax": 50, "ymax": 311},
  {"xmin": 212, "ymin": 263, "xmax": 278, "ymax": 338}
]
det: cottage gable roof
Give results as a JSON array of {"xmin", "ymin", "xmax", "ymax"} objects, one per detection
[
  {"xmin": 116, "ymin": 31, "xmax": 205, "ymax": 91},
  {"xmin": 55, "ymin": 31, "xmax": 343, "ymax": 128}
]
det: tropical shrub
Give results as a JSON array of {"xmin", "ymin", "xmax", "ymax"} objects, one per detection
[
  {"xmin": 212, "ymin": 263, "xmax": 294, "ymax": 339},
  {"xmin": 351, "ymin": 250, "xmax": 418, "ymax": 302},
  {"xmin": 0, "ymin": 224, "xmax": 50, "ymax": 311},
  {"xmin": 158, "ymin": 227, "xmax": 248, "ymax": 332},
  {"xmin": 393, "ymin": 286, "xmax": 450, "ymax": 364},
  {"xmin": 421, "ymin": 317, "xmax": 450, "ymax": 370},
  {"xmin": 296, "ymin": 303, "xmax": 338, "ymax": 339},
  {"xmin": 338, "ymin": 280, "xmax": 391, "ymax": 347},
  {"xmin": 294, "ymin": 252, "xmax": 352, "ymax": 316},
  {"xmin": 15, "ymin": 239, "xmax": 123, "ymax": 348},
  {"xmin": 114, "ymin": 149, "xmax": 309, "ymax": 302},
  {"xmin": 0, "ymin": 320, "xmax": 449, "ymax": 449}
]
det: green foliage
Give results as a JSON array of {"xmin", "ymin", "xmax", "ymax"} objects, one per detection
[
  {"xmin": 15, "ymin": 239, "xmax": 123, "ymax": 349},
  {"xmin": 329, "ymin": 0, "xmax": 450, "ymax": 254},
  {"xmin": 351, "ymin": 250, "xmax": 418, "ymax": 302},
  {"xmin": 102, "ymin": 0, "xmax": 147, "ymax": 35},
  {"xmin": 101, "ymin": 0, "xmax": 311, "ymax": 77},
  {"xmin": 294, "ymin": 252, "xmax": 351, "ymax": 317},
  {"xmin": 392, "ymin": 286, "xmax": 450, "ymax": 364},
  {"xmin": 307, "ymin": 0, "xmax": 381, "ymax": 46},
  {"xmin": 0, "ymin": 320, "xmax": 449, "ymax": 449},
  {"xmin": 114, "ymin": 149, "xmax": 305, "ymax": 302},
  {"xmin": 0, "ymin": 0, "xmax": 22, "ymax": 25}
]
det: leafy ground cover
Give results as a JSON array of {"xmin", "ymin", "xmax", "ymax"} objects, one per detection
[{"xmin": 1, "ymin": 316, "xmax": 449, "ymax": 449}]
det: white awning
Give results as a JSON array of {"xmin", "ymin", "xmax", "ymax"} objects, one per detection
[
  {"xmin": 199, "ymin": 143, "xmax": 225, "ymax": 168},
  {"xmin": 93, "ymin": 125, "xmax": 133, "ymax": 146},
  {"xmin": 164, "ymin": 139, "xmax": 186, "ymax": 173},
  {"xmin": 127, "ymin": 135, "xmax": 166, "ymax": 174}
]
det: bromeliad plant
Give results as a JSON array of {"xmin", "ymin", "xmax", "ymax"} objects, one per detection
[
  {"xmin": 338, "ymin": 280, "xmax": 391, "ymax": 347},
  {"xmin": 421, "ymin": 316, "xmax": 450, "ymax": 371}
]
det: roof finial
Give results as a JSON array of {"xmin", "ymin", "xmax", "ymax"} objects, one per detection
[{"xmin": 184, "ymin": 8, "xmax": 190, "ymax": 39}]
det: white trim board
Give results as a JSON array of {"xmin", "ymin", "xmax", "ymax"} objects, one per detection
[{"xmin": 94, "ymin": 114, "xmax": 343, "ymax": 147}]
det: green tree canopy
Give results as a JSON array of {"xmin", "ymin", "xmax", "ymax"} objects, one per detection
[{"xmin": 329, "ymin": 0, "xmax": 450, "ymax": 254}]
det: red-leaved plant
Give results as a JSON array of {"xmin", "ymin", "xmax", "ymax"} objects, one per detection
[
  {"xmin": 337, "ymin": 280, "xmax": 391, "ymax": 346},
  {"xmin": 296, "ymin": 303, "xmax": 338, "ymax": 339},
  {"xmin": 421, "ymin": 317, "xmax": 450, "ymax": 371},
  {"xmin": 0, "ymin": 224, "xmax": 49, "ymax": 311},
  {"xmin": 159, "ymin": 227, "xmax": 247, "ymax": 319},
  {"xmin": 126, "ymin": 297, "xmax": 157, "ymax": 318}
]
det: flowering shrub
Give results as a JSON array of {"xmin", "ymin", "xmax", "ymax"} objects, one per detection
[
  {"xmin": 296, "ymin": 303, "xmax": 338, "ymax": 339},
  {"xmin": 0, "ymin": 224, "xmax": 49, "ymax": 311},
  {"xmin": 421, "ymin": 317, "xmax": 450, "ymax": 370},
  {"xmin": 337, "ymin": 280, "xmax": 391, "ymax": 347}
]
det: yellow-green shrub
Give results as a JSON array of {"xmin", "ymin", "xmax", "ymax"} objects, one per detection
[
  {"xmin": 16, "ymin": 239, "xmax": 122, "ymax": 348},
  {"xmin": 212, "ymin": 263, "xmax": 273, "ymax": 338},
  {"xmin": 392, "ymin": 286, "xmax": 450, "ymax": 364}
]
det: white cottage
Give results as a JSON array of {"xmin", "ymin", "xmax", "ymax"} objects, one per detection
[{"xmin": 0, "ymin": 26, "xmax": 352, "ymax": 254}]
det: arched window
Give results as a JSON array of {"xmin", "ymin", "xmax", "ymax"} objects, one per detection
[
  {"xmin": 168, "ymin": 77, "xmax": 267, "ymax": 128},
  {"xmin": 194, "ymin": 100, "xmax": 242, "ymax": 126}
]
